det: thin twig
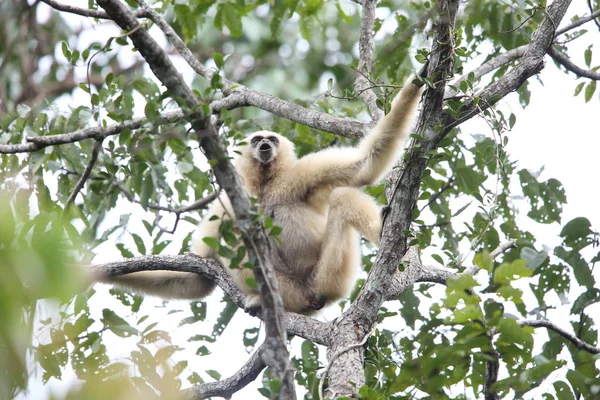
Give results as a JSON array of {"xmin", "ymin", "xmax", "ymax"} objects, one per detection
[
  {"xmin": 40, "ymin": 0, "xmax": 148, "ymax": 19},
  {"xmin": 520, "ymin": 319, "xmax": 600, "ymax": 354},
  {"xmin": 62, "ymin": 139, "xmax": 103, "ymax": 214}
]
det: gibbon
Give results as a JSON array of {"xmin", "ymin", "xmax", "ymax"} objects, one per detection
[{"xmin": 99, "ymin": 77, "xmax": 424, "ymax": 314}]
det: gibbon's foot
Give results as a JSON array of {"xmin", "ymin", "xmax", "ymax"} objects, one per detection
[
  {"xmin": 309, "ymin": 295, "xmax": 327, "ymax": 311},
  {"xmin": 244, "ymin": 295, "xmax": 262, "ymax": 316}
]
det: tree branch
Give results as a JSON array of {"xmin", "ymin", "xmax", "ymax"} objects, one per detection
[
  {"xmin": 520, "ymin": 319, "xmax": 600, "ymax": 354},
  {"xmin": 0, "ymin": 110, "xmax": 184, "ymax": 154},
  {"xmin": 40, "ymin": 0, "xmax": 148, "ymax": 19},
  {"xmin": 355, "ymin": 0, "xmax": 383, "ymax": 121},
  {"xmin": 548, "ymin": 46, "xmax": 600, "ymax": 80},
  {"xmin": 63, "ymin": 139, "xmax": 103, "ymax": 213},
  {"xmin": 555, "ymin": 8, "xmax": 600, "ymax": 36},
  {"xmin": 95, "ymin": 2, "xmax": 294, "ymax": 395},
  {"xmin": 443, "ymin": 0, "xmax": 573, "ymax": 133},
  {"xmin": 447, "ymin": 3, "xmax": 594, "ymax": 100},
  {"xmin": 323, "ymin": 1, "xmax": 461, "ymax": 396},
  {"xmin": 184, "ymin": 342, "xmax": 267, "ymax": 399},
  {"xmin": 135, "ymin": 0, "xmax": 367, "ymax": 139},
  {"xmin": 90, "ymin": 253, "xmax": 331, "ymax": 345}
]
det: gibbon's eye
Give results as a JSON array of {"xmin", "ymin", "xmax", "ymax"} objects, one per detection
[
  {"xmin": 250, "ymin": 136, "xmax": 263, "ymax": 146},
  {"xmin": 267, "ymin": 136, "xmax": 279, "ymax": 146}
]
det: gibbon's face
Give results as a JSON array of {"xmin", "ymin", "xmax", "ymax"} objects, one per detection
[{"xmin": 245, "ymin": 131, "xmax": 292, "ymax": 165}]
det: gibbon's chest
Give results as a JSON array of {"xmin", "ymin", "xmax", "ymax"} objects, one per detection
[{"xmin": 262, "ymin": 202, "xmax": 325, "ymax": 275}]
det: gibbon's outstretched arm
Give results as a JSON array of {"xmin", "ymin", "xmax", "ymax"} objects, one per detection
[
  {"xmin": 291, "ymin": 79, "xmax": 424, "ymax": 192},
  {"xmin": 97, "ymin": 195, "xmax": 233, "ymax": 300}
]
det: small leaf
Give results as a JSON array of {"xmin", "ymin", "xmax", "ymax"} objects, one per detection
[
  {"xmin": 202, "ymin": 237, "xmax": 220, "ymax": 249},
  {"xmin": 584, "ymin": 45, "xmax": 592, "ymax": 67},
  {"xmin": 584, "ymin": 81, "xmax": 596, "ymax": 103},
  {"xmin": 206, "ymin": 369, "xmax": 221, "ymax": 380}
]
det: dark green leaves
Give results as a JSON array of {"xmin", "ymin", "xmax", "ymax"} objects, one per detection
[{"xmin": 519, "ymin": 169, "xmax": 566, "ymax": 224}]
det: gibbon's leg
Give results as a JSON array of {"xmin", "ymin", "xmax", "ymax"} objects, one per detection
[
  {"xmin": 237, "ymin": 259, "xmax": 322, "ymax": 315},
  {"xmin": 312, "ymin": 187, "xmax": 382, "ymax": 304}
]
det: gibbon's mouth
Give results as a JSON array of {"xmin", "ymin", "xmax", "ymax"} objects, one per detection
[
  {"xmin": 259, "ymin": 143, "xmax": 272, "ymax": 152},
  {"xmin": 256, "ymin": 143, "xmax": 274, "ymax": 164}
]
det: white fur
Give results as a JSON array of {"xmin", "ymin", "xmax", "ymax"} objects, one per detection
[{"xmin": 100, "ymin": 80, "xmax": 424, "ymax": 314}]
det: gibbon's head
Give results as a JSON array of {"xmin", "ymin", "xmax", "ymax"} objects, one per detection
[{"xmin": 242, "ymin": 131, "xmax": 296, "ymax": 166}]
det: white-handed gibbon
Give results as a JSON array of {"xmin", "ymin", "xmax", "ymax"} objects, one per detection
[{"xmin": 99, "ymin": 77, "xmax": 424, "ymax": 314}]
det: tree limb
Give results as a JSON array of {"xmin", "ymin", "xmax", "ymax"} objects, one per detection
[
  {"xmin": 355, "ymin": 0, "xmax": 383, "ymax": 121},
  {"xmin": 443, "ymin": 0, "xmax": 573, "ymax": 133},
  {"xmin": 135, "ymin": 0, "xmax": 367, "ymax": 139},
  {"xmin": 520, "ymin": 319, "xmax": 600, "ymax": 354},
  {"xmin": 548, "ymin": 46, "xmax": 600, "ymax": 80},
  {"xmin": 0, "ymin": 110, "xmax": 184, "ymax": 154},
  {"xmin": 184, "ymin": 342, "xmax": 267, "ymax": 399},
  {"xmin": 63, "ymin": 139, "xmax": 103, "ymax": 213},
  {"xmin": 323, "ymin": 1, "xmax": 461, "ymax": 396},
  {"xmin": 447, "ymin": 3, "xmax": 594, "ymax": 99},
  {"xmin": 40, "ymin": 0, "xmax": 148, "ymax": 19},
  {"xmin": 95, "ymin": 2, "xmax": 294, "ymax": 395},
  {"xmin": 90, "ymin": 253, "xmax": 331, "ymax": 346}
]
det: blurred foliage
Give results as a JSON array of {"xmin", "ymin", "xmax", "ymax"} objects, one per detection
[{"xmin": 0, "ymin": 0, "xmax": 599, "ymax": 399}]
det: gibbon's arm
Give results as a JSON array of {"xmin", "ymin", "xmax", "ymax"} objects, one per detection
[
  {"xmin": 96, "ymin": 194, "xmax": 232, "ymax": 300},
  {"xmin": 292, "ymin": 80, "xmax": 423, "ymax": 191}
]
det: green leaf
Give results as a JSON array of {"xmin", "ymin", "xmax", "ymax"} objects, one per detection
[
  {"xmin": 494, "ymin": 259, "xmax": 532, "ymax": 285},
  {"xmin": 474, "ymin": 251, "xmax": 493, "ymax": 272},
  {"xmin": 131, "ymin": 233, "xmax": 146, "ymax": 255},
  {"xmin": 518, "ymin": 169, "xmax": 566, "ymax": 224},
  {"xmin": 222, "ymin": 4, "xmax": 242, "ymax": 37},
  {"xmin": 206, "ymin": 369, "xmax": 221, "ymax": 380},
  {"xmin": 520, "ymin": 247, "xmax": 547, "ymax": 271},
  {"xmin": 202, "ymin": 237, "xmax": 220, "ymax": 249},
  {"xmin": 115, "ymin": 243, "xmax": 134, "ymax": 258},
  {"xmin": 397, "ymin": 287, "xmax": 421, "ymax": 329},
  {"xmin": 574, "ymin": 81, "xmax": 585, "ymax": 96},
  {"xmin": 213, "ymin": 52, "xmax": 224, "ymax": 69},
  {"xmin": 584, "ymin": 81, "xmax": 596, "ymax": 103},
  {"xmin": 554, "ymin": 247, "xmax": 594, "ymax": 289},
  {"xmin": 584, "ymin": 45, "xmax": 592, "ymax": 67},
  {"xmin": 102, "ymin": 309, "xmax": 138, "ymax": 338},
  {"xmin": 559, "ymin": 217, "xmax": 592, "ymax": 250},
  {"xmin": 553, "ymin": 380, "xmax": 576, "ymax": 400}
]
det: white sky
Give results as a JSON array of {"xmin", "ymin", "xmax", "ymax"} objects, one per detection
[{"xmin": 20, "ymin": 1, "xmax": 600, "ymax": 399}]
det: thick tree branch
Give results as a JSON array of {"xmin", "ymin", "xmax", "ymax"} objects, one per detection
[
  {"xmin": 95, "ymin": 2, "xmax": 293, "ymax": 395},
  {"xmin": 184, "ymin": 343, "xmax": 267, "ymax": 399},
  {"xmin": 447, "ymin": 3, "xmax": 592, "ymax": 100},
  {"xmin": 323, "ymin": 1, "xmax": 461, "ymax": 397},
  {"xmin": 90, "ymin": 253, "xmax": 331, "ymax": 345},
  {"xmin": 443, "ymin": 0, "xmax": 573, "ymax": 133},
  {"xmin": 520, "ymin": 319, "xmax": 600, "ymax": 354},
  {"xmin": 548, "ymin": 46, "xmax": 600, "ymax": 80},
  {"xmin": 135, "ymin": 0, "xmax": 367, "ymax": 139},
  {"xmin": 355, "ymin": 0, "xmax": 383, "ymax": 121}
]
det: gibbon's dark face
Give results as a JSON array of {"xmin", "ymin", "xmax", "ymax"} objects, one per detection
[{"xmin": 250, "ymin": 134, "xmax": 280, "ymax": 164}]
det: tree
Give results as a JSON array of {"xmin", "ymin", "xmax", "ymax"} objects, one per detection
[{"xmin": 1, "ymin": 0, "xmax": 599, "ymax": 398}]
